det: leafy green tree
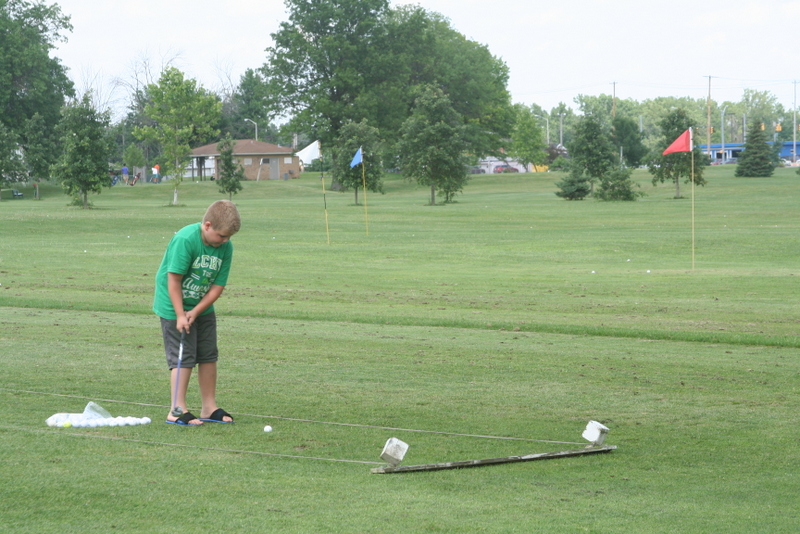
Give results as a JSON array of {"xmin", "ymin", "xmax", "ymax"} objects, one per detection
[
  {"xmin": 595, "ymin": 167, "xmax": 644, "ymax": 201},
  {"xmin": 648, "ymin": 108, "xmax": 706, "ymax": 198},
  {"xmin": 398, "ymin": 86, "xmax": 469, "ymax": 205},
  {"xmin": 20, "ymin": 113, "xmax": 57, "ymax": 180},
  {"xmin": 216, "ymin": 135, "xmax": 245, "ymax": 200},
  {"xmin": 735, "ymin": 121, "xmax": 775, "ymax": 177},
  {"xmin": 568, "ymin": 114, "xmax": 616, "ymax": 190},
  {"xmin": 220, "ymin": 69, "xmax": 280, "ymax": 143},
  {"xmin": 0, "ymin": 0, "xmax": 74, "ymax": 179},
  {"xmin": 123, "ymin": 143, "xmax": 146, "ymax": 171},
  {"xmin": 135, "ymin": 68, "xmax": 221, "ymax": 205},
  {"xmin": 263, "ymin": 0, "xmax": 389, "ymax": 147},
  {"xmin": 262, "ymin": 1, "xmax": 513, "ymax": 163},
  {"xmin": 0, "ymin": 123, "xmax": 26, "ymax": 186},
  {"xmin": 612, "ymin": 116, "xmax": 647, "ymax": 168},
  {"xmin": 508, "ymin": 104, "xmax": 546, "ymax": 171},
  {"xmin": 330, "ymin": 120, "xmax": 383, "ymax": 205},
  {"xmin": 51, "ymin": 94, "xmax": 112, "ymax": 208}
]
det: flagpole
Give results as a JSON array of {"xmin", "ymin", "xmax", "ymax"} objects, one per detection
[
  {"xmin": 690, "ymin": 129, "xmax": 695, "ymax": 271},
  {"xmin": 361, "ymin": 160, "xmax": 369, "ymax": 236}
]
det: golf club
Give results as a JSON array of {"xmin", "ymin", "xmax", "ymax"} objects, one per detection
[{"xmin": 170, "ymin": 330, "xmax": 186, "ymax": 418}]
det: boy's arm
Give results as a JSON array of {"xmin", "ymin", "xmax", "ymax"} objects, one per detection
[
  {"xmin": 167, "ymin": 272, "xmax": 190, "ymax": 333},
  {"xmin": 185, "ymin": 284, "xmax": 225, "ymax": 324}
]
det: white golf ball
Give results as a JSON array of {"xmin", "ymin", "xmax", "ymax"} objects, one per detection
[
  {"xmin": 263, "ymin": 425, "xmax": 273, "ymax": 433},
  {"xmin": 647, "ymin": 270, "xmax": 651, "ymax": 273}
]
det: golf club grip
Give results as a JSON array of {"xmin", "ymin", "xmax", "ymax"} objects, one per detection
[{"xmin": 178, "ymin": 330, "xmax": 185, "ymax": 360}]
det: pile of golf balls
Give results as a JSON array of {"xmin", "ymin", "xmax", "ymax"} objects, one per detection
[{"xmin": 46, "ymin": 414, "xmax": 151, "ymax": 428}]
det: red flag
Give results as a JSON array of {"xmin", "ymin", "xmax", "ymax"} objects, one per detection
[{"xmin": 663, "ymin": 128, "xmax": 692, "ymax": 155}]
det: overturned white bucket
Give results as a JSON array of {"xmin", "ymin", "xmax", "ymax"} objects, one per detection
[
  {"xmin": 582, "ymin": 420, "xmax": 609, "ymax": 446},
  {"xmin": 380, "ymin": 437, "xmax": 409, "ymax": 466}
]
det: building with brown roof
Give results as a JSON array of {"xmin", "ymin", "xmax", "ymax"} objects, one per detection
[{"xmin": 190, "ymin": 139, "xmax": 302, "ymax": 181}]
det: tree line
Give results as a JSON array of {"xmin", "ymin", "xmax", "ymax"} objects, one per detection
[{"xmin": 0, "ymin": 0, "xmax": 792, "ymax": 207}]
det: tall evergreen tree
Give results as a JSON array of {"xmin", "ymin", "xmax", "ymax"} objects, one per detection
[
  {"xmin": 216, "ymin": 135, "xmax": 245, "ymax": 200},
  {"xmin": 735, "ymin": 121, "xmax": 775, "ymax": 177}
]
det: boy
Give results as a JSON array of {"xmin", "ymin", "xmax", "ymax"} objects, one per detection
[{"xmin": 153, "ymin": 200, "xmax": 241, "ymax": 426}]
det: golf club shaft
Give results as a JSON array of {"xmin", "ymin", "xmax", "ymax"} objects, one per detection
[{"xmin": 171, "ymin": 330, "xmax": 186, "ymax": 416}]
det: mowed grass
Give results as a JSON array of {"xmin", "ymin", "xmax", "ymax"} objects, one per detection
[{"xmin": 1, "ymin": 168, "xmax": 798, "ymax": 533}]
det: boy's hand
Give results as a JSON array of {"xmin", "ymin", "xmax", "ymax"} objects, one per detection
[
  {"xmin": 176, "ymin": 315, "xmax": 191, "ymax": 334},
  {"xmin": 184, "ymin": 309, "xmax": 200, "ymax": 330}
]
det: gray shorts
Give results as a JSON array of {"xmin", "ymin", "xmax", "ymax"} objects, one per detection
[{"xmin": 160, "ymin": 313, "xmax": 218, "ymax": 369}]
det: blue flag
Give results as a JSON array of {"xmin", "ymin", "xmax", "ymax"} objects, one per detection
[{"xmin": 350, "ymin": 147, "xmax": 363, "ymax": 167}]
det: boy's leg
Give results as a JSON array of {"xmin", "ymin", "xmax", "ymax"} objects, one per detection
[
  {"xmin": 195, "ymin": 313, "xmax": 233, "ymax": 422},
  {"xmin": 161, "ymin": 318, "xmax": 202, "ymax": 425},
  {"xmin": 198, "ymin": 362, "xmax": 232, "ymax": 421},
  {"xmin": 169, "ymin": 366, "xmax": 199, "ymax": 423}
]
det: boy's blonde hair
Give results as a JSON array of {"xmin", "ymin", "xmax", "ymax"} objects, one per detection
[{"xmin": 203, "ymin": 200, "xmax": 241, "ymax": 235}]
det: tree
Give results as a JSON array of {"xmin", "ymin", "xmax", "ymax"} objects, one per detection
[
  {"xmin": 0, "ymin": 0, "xmax": 74, "ymax": 179},
  {"xmin": 216, "ymin": 135, "xmax": 245, "ymax": 200},
  {"xmin": 262, "ymin": 0, "xmax": 389, "ymax": 148},
  {"xmin": 0, "ymin": 123, "xmax": 26, "ymax": 186},
  {"xmin": 398, "ymin": 86, "xmax": 469, "ymax": 205},
  {"xmin": 330, "ymin": 120, "xmax": 383, "ymax": 205},
  {"xmin": 648, "ymin": 108, "xmax": 706, "ymax": 198},
  {"xmin": 134, "ymin": 68, "xmax": 222, "ymax": 205},
  {"xmin": 735, "ymin": 121, "xmax": 775, "ymax": 177},
  {"xmin": 555, "ymin": 162, "xmax": 591, "ymax": 200},
  {"xmin": 51, "ymin": 94, "xmax": 112, "ymax": 208},
  {"xmin": 508, "ymin": 104, "xmax": 546, "ymax": 171},
  {"xmin": 568, "ymin": 114, "xmax": 616, "ymax": 191},
  {"xmin": 219, "ymin": 68, "xmax": 280, "ymax": 143},
  {"xmin": 595, "ymin": 168, "xmax": 644, "ymax": 201},
  {"xmin": 262, "ymin": 1, "xmax": 513, "ymax": 163},
  {"xmin": 123, "ymin": 143, "xmax": 146, "ymax": 171},
  {"xmin": 612, "ymin": 116, "xmax": 647, "ymax": 168}
]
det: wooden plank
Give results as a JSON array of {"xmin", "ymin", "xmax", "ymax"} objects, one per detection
[{"xmin": 370, "ymin": 445, "xmax": 617, "ymax": 474}]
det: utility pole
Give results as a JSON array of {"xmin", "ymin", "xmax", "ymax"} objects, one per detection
[
  {"xmin": 534, "ymin": 115, "xmax": 550, "ymax": 145},
  {"xmin": 720, "ymin": 105, "xmax": 728, "ymax": 164},
  {"xmin": 794, "ymin": 80, "xmax": 797, "ymax": 163},
  {"xmin": 706, "ymin": 76, "xmax": 713, "ymax": 159},
  {"xmin": 611, "ymin": 81, "xmax": 616, "ymax": 118}
]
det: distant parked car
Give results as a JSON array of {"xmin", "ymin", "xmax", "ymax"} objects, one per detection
[
  {"xmin": 493, "ymin": 165, "xmax": 519, "ymax": 173},
  {"xmin": 468, "ymin": 167, "xmax": 486, "ymax": 174}
]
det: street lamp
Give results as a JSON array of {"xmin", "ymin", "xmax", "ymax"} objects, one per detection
[
  {"xmin": 720, "ymin": 105, "xmax": 728, "ymax": 164},
  {"xmin": 559, "ymin": 113, "xmax": 565, "ymax": 146},
  {"xmin": 534, "ymin": 115, "xmax": 550, "ymax": 145},
  {"xmin": 244, "ymin": 118, "xmax": 258, "ymax": 141}
]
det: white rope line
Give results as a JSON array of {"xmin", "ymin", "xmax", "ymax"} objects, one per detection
[
  {"xmin": 0, "ymin": 424, "xmax": 384, "ymax": 465},
  {"xmin": 1, "ymin": 387, "xmax": 585, "ymax": 445}
]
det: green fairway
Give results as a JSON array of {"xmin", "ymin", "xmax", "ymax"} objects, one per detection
[{"xmin": 1, "ymin": 169, "xmax": 798, "ymax": 533}]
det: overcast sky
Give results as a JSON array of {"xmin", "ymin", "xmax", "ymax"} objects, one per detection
[{"xmin": 52, "ymin": 0, "xmax": 800, "ymax": 121}]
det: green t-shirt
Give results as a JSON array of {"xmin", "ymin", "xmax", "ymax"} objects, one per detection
[{"xmin": 152, "ymin": 222, "xmax": 234, "ymax": 319}]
